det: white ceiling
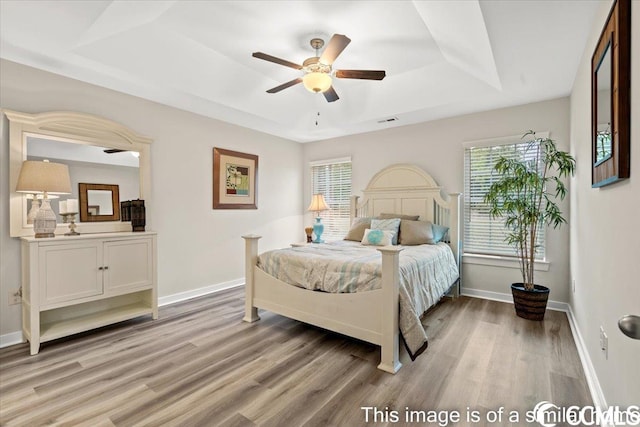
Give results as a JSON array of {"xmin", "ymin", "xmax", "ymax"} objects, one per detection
[{"xmin": 0, "ymin": 1, "xmax": 602, "ymax": 143}]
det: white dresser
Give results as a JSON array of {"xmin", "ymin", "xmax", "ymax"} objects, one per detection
[{"xmin": 21, "ymin": 232, "xmax": 158, "ymax": 355}]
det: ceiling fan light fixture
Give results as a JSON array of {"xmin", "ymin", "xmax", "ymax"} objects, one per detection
[{"xmin": 303, "ymin": 72, "xmax": 332, "ymax": 93}]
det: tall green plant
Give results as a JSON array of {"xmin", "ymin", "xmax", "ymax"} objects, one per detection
[{"xmin": 484, "ymin": 131, "xmax": 575, "ymax": 290}]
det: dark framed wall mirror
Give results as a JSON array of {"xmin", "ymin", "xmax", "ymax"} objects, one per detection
[
  {"xmin": 79, "ymin": 183, "xmax": 121, "ymax": 222},
  {"xmin": 591, "ymin": 0, "xmax": 631, "ymax": 187}
]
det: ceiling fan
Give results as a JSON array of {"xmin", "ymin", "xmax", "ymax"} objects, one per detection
[{"xmin": 252, "ymin": 34, "xmax": 386, "ymax": 103}]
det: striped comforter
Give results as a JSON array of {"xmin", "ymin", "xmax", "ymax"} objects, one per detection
[{"xmin": 257, "ymin": 241, "xmax": 459, "ymax": 357}]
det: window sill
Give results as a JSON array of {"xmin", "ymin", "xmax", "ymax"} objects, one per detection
[{"xmin": 462, "ymin": 253, "xmax": 550, "ymax": 272}]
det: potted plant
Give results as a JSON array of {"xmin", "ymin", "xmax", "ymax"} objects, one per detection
[{"xmin": 484, "ymin": 131, "xmax": 575, "ymax": 320}]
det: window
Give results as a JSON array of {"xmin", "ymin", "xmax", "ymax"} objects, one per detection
[
  {"xmin": 310, "ymin": 157, "xmax": 352, "ymax": 241},
  {"xmin": 463, "ymin": 135, "xmax": 546, "ymax": 260}
]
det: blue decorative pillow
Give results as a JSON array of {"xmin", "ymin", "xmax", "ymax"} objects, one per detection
[
  {"xmin": 361, "ymin": 228, "xmax": 394, "ymax": 246},
  {"xmin": 432, "ymin": 224, "xmax": 450, "ymax": 243},
  {"xmin": 371, "ymin": 218, "xmax": 401, "ymax": 245}
]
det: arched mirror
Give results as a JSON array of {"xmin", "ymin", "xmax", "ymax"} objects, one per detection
[{"xmin": 6, "ymin": 110, "xmax": 152, "ymax": 237}]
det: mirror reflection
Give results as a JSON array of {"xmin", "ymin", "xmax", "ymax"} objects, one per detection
[
  {"xmin": 26, "ymin": 136, "xmax": 140, "ymax": 223},
  {"xmin": 595, "ymin": 43, "xmax": 612, "ymax": 164},
  {"xmin": 87, "ymin": 190, "xmax": 114, "ymax": 216}
]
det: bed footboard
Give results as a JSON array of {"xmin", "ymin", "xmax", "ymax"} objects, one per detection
[
  {"xmin": 241, "ymin": 235, "xmax": 402, "ymax": 374},
  {"xmin": 377, "ymin": 246, "xmax": 403, "ymax": 373}
]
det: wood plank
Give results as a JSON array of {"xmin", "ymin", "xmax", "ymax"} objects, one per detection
[{"xmin": 0, "ymin": 290, "xmax": 593, "ymax": 426}]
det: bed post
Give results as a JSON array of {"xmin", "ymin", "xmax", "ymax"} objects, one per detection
[
  {"xmin": 242, "ymin": 235, "xmax": 261, "ymax": 322},
  {"xmin": 350, "ymin": 195, "xmax": 359, "ymax": 221},
  {"xmin": 448, "ymin": 193, "xmax": 462, "ymax": 294},
  {"xmin": 377, "ymin": 246, "xmax": 403, "ymax": 374}
]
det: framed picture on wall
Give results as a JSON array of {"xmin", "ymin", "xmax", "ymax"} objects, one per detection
[{"xmin": 213, "ymin": 147, "xmax": 258, "ymax": 209}]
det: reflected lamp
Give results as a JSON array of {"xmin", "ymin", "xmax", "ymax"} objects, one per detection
[{"xmin": 16, "ymin": 160, "xmax": 71, "ymax": 238}]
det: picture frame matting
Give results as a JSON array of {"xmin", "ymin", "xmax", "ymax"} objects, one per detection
[{"xmin": 213, "ymin": 147, "xmax": 258, "ymax": 209}]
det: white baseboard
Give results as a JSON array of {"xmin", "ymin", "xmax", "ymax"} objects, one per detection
[
  {"xmin": 0, "ymin": 331, "xmax": 24, "ymax": 348},
  {"xmin": 463, "ymin": 286, "xmax": 608, "ymax": 417},
  {"xmin": 0, "ymin": 279, "xmax": 245, "ymax": 349},
  {"xmin": 460, "ymin": 287, "xmax": 569, "ymax": 312},
  {"xmin": 157, "ymin": 278, "xmax": 244, "ymax": 306},
  {"xmin": 565, "ymin": 304, "xmax": 608, "ymax": 412}
]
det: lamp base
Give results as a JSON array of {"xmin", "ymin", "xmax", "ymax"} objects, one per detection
[
  {"xmin": 34, "ymin": 198, "xmax": 57, "ymax": 238},
  {"xmin": 312, "ymin": 217, "xmax": 325, "ymax": 243},
  {"xmin": 35, "ymin": 232, "xmax": 55, "ymax": 238}
]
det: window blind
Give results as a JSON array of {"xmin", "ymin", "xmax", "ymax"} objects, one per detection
[
  {"xmin": 310, "ymin": 158, "xmax": 352, "ymax": 241},
  {"xmin": 463, "ymin": 139, "xmax": 546, "ymax": 259}
]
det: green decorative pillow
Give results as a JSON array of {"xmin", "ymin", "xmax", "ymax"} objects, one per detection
[
  {"xmin": 344, "ymin": 217, "xmax": 372, "ymax": 241},
  {"xmin": 399, "ymin": 220, "xmax": 435, "ymax": 245},
  {"xmin": 370, "ymin": 218, "xmax": 401, "ymax": 245},
  {"xmin": 361, "ymin": 229, "xmax": 394, "ymax": 246}
]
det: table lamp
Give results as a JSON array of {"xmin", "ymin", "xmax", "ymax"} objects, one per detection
[
  {"xmin": 16, "ymin": 160, "xmax": 72, "ymax": 238},
  {"xmin": 25, "ymin": 193, "xmax": 59, "ymax": 224},
  {"xmin": 307, "ymin": 194, "xmax": 330, "ymax": 243}
]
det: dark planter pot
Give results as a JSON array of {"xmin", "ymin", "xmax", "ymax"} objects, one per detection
[{"xmin": 511, "ymin": 283, "xmax": 550, "ymax": 321}]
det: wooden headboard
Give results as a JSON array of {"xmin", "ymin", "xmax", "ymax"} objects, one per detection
[{"xmin": 350, "ymin": 164, "xmax": 462, "ymax": 267}]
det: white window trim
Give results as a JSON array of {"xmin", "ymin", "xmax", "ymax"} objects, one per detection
[
  {"xmin": 462, "ymin": 132, "xmax": 549, "ymax": 149},
  {"xmin": 462, "ymin": 253, "xmax": 550, "ymax": 271},
  {"xmin": 462, "ymin": 131, "xmax": 552, "ymax": 264},
  {"xmin": 310, "ymin": 157, "xmax": 352, "ymax": 242},
  {"xmin": 309, "ymin": 156, "xmax": 351, "ymax": 167}
]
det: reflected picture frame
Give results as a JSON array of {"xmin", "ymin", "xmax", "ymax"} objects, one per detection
[{"xmin": 213, "ymin": 148, "xmax": 258, "ymax": 209}]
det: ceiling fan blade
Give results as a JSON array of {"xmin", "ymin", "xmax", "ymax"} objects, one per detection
[
  {"xmin": 323, "ymin": 86, "xmax": 339, "ymax": 103},
  {"xmin": 252, "ymin": 52, "xmax": 303, "ymax": 70},
  {"xmin": 266, "ymin": 78, "xmax": 303, "ymax": 93},
  {"xmin": 319, "ymin": 34, "xmax": 351, "ymax": 65},
  {"xmin": 335, "ymin": 70, "xmax": 386, "ymax": 80}
]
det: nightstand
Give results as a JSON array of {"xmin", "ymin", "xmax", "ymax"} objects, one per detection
[{"xmin": 290, "ymin": 242, "xmax": 309, "ymax": 248}]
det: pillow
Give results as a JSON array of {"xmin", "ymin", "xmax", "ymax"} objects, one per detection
[
  {"xmin": 432, "ymin": 224, "xmax": 450, "ymax": 243},
  {"xmin": 361, "ymin": 228, "xmax": 394, "ymax": 246},
  {"xmin": 377, "ymin": 213, "xmax": 420, "ymax": 221},
  {"xmin": 399, "ymin": 220, "xmax": 435, "ymax": 245},
  {"xmin": 344, "ymin": 217, "xmax": 372, "ymax": 241},
  {"xmin": 370, "ymin": 218, "xmax": 401, "ymax": 245}
]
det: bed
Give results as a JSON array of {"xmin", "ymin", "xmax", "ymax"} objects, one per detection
[{"xmin": 242, "ymin": 164, "xmax": 461, "ymax": 373}]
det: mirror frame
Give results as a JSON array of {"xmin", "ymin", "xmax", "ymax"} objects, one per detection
[
  {"xmin": 6, "ymin": 110, "xmax": 153, "ymax": 237},
  {"xmin": 79, "ymin": 183, "xmax": 121, "ymax": 222},
  {"xmin": 591, "ymin": 0, "xmax": 631, "ymax": 188}
]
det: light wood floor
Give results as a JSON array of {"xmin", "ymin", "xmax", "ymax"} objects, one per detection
[{"xmin": 0, "ymin": 287, "xmax": 592, "ymax": 427}]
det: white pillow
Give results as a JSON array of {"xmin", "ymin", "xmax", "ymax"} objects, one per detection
[
  {"xmin": 361, "ymin": 228, "xmax": 394, "ymax": 246},
  {"xmin": 370, "ymin": 218, "xmax": 401, "ymax": 245}
]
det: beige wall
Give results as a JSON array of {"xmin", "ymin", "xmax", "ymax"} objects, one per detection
[
  {"xmin": 0, "ymin": 59, "xmax": 304, "ymax": 337},
  {"xmin": 569, "ymin": 0, "xmax": 640, "ymax": 406},
  {"xmin": 303, "ymin": 97, "xmax": 572, "ymax": 303}
]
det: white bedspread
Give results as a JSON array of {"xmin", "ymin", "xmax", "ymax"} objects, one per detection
[{"xmin": 257, "ymin": 241, "xmax": 459, "ymax": 357}]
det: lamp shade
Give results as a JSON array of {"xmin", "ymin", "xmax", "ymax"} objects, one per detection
[
  {"xmin": 307, "ymin": 194, "xmax": 330, "ymax": 212},
  {"xmin": 16, "ymin": 160, "xmax": 72, "ymax": 194},
  {"xmin": 303, "ymin": 72, "xmax": 332, "ymax": 93}
]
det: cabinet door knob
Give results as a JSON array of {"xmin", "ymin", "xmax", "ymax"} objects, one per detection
[
  {"xmin": 104, "ymin": 266, "xmax": 109, "ymax": 270},
  {"xmin": 98, "ymin": 266, "xmax": 103, "ymax": 270}
]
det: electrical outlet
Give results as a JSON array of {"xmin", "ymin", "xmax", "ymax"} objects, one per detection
[
  {"xmin": 600, "ymin": 326, "xmax": 608, "ymax": 359},
  {"xmin": 8, "ymin": 288, "xmax": 21, "ymax": 305}
]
